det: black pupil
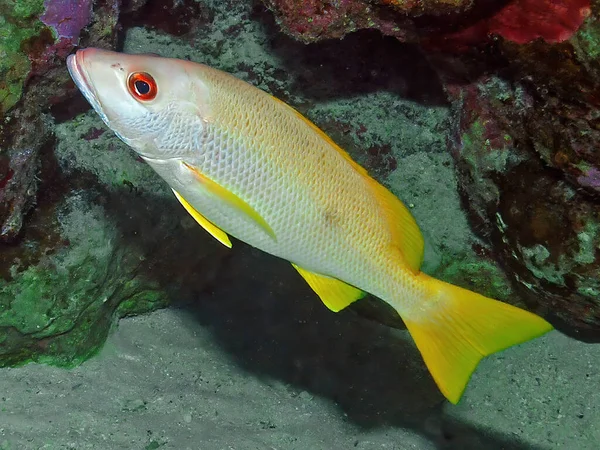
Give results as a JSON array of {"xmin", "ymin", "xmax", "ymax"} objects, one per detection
[{"xmin": 135, "ymin": 80, "xmax": 150, "ymax": 95}]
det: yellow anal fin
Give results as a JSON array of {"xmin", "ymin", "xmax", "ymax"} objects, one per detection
[
  {"xmin": 292, "ymin": 263, "xmax": 366, "ymax": 312},
  {"xmin": 182, "ymin": 161, "xmax": 276, "ymax": 241},
  {"xmin": 403, "ymin": 273, "xmax": 553, "ymax": 404},
  {"xmin": 172, "ymin": 189, "xmax": 232, "ymax": 248},
  {"xmin": 271, "ymin": 95, "xmax": 423, "ymax": 272}
]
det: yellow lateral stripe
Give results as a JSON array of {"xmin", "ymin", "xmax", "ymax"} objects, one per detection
[
  {"xmin": 292, "ymin": 263, "xmax": 366, "ymax": 312},
  {"xmin": 182, "ymin": 161, "xmax": 276, "ymax": 241},
  {"xmin": 172, "ymin": 189, "xmax": 232, "ymax": 248}
]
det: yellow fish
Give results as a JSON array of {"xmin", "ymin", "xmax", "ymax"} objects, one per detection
[{"xmin": 67, "ymin": 48, "xmax": 552, "ymax": 404}]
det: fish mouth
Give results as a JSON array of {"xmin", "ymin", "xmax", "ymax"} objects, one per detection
[{"xmin": 66, "ymin": 50, "xmax": 110, "ymax": 126}]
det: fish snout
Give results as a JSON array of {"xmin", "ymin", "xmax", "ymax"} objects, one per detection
[{"xmin": 67, "ymin": 48, "xmax": 115, "ymax": 127}]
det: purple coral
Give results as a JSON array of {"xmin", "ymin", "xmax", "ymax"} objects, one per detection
[
  {"xmin": 578, "ymin": 167, "xmax": 600, "ymax": 191},
  {"xmin": 30, "ymin": 0, "xmax": 94, "ymax": 76},
  {"xmin": 40, "ymin": 0, "xmax": 93, "ymax": 42}
]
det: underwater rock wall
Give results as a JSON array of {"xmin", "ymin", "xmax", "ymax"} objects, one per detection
[
  {"xmin": 1, "ymin": 0, "xmax": 600, "ymax": 368},
  {"xmin": 431, "ymin": 5, "xmax": 600, "ymax": 339},
  {"xmin": 263, "ymin": 0, "xmax": 591, "ymax": 46},
  {"xmin": 0, "ymin": 0, "xmax": 122, "ymax": 241}
]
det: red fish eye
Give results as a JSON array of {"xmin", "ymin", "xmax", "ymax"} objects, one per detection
[{"xmin": 127, "ymin": 72, "xmax": 157, "ymax": 101}]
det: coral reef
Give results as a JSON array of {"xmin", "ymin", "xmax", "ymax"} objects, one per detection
[
  {"xmin": 432, "ymin": 8, "xmax": 600, "ymax": 338},
  {"xmin": 262, "ymin": 0, "xmax": 591, "ymax": 46},
  {"xmin": 3, "ymin": 0, "xmax": 600, "ymax": 370},
  {"xmin": 0, "ymin": 0, "xmax": 123, "ymax": 242},
  {"xmin": 447, "ymin": 76, "xmax": 600, "ymax": 338}
]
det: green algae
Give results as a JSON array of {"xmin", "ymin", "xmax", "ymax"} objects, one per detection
[
  {"xmin": 0, "ymin": 194, "xmax": 169, "ymax": 368},
  {"xmin": 574, "ymin": 221, "xmax": 599, "ymax": 266},
  {"xmin": 576, "ymin": 17, "xmax": 600, "ymax": 62},
  {"xmin": 520, "ymin": 220, "xmax": 600, "ymax": 292},
  {"xmin": 433, "ymin": 251, "xmax": 514, "ymax": 302},
  {"xmin": 0, "ymin": 0, "xmax": 46, "ymax": 113}
]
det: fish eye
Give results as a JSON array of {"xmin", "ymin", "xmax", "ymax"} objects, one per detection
[{"xmin": 127, "ymin": 72, "xmax": 158, "ymax": 101}]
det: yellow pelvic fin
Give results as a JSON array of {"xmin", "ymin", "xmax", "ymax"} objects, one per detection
[
  {"xmin": 172, "ymin": 189, "xmax": 232, "ymax": 248},
  {"xmin": 271, "ymin": 95, "xmax": 423, "ymax": 272},
  {"xmin": 182, "ymin": 161, "xmax": 276, "ymax": 241},
  {"xmin": 292, "ymin": 263, "xmax": 366, "ymax": 312},
  {"xmin": 403, "ymin": 274, "xmax": 553, "ymax": 404}
]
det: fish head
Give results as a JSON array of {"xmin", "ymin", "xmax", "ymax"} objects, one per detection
[{"xmin": 67, "ymin": 47, "xmax": 210, "ymax": 161}]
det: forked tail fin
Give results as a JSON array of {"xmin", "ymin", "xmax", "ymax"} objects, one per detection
[{"xmin": 402, "ymin": 273, "xmax": 553, "ymax": 404}]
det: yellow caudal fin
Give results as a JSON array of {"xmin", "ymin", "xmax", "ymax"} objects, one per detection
[
  {"xmin": 292, "ymin": 263, "xmax": 366, "ymax": 312},
  {"xmin": 403, "ymin": 273, "xmax": 553, "ymax": 404}
]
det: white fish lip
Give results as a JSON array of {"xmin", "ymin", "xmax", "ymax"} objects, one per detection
[
  {"xmin": 66, "ymin": 50, "xmax": 110, "ymax": 126},
  {"xmin": 140, "ymin": 155, "xmax": 182, "ymax": 164}
]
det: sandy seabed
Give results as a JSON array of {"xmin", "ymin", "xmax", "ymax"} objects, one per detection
[{"xmin": 1, "ymin": 286, "xmax": 597, "ymax": 450}]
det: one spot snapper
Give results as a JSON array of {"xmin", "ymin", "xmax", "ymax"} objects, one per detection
[{"xmin": 67, "ymin": 48, "xmax": 552, "ymax": 404}]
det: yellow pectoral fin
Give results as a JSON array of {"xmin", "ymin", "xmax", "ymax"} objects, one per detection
[
  {"xmin": 172, "ymin": 189, "xmax": 232, "ymax": 248},
  {"xmin": 292, "ymin": 263, "xmax": 366, "ymax": 312},
  {"xmin": 182, "ymin": 161, "xmax": 276, "ymax": 241}
]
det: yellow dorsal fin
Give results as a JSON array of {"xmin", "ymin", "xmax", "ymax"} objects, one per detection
[
  {"xmin": 172, "ymin": 189, "xmax": 232, "ymax": 248},
  {"xmin": 364, "ymin": 177, "xmax": 424, "ymax": 272},
  {"xmin": 291, "ymin": 263, "xmax": 366, "ymax": 312},
  {"xmin": 182, "ymin": 161, "xmax": 276, "ymax": 241},
  {"xmin": 403, "ymin": 273, "xmax": 553, "ymax": 404},
  {"xmin": 272, "ymin": 95, "xmax": 423, "ymax": 272}
]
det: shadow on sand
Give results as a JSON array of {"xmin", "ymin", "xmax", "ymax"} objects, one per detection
[
  {"xmin": 177, "ymin": 240, "xmax": 545, "ymax": 450},
  {"xmin": 97, "ymin": 186, "xmax": 545, "ymax": 449}
]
